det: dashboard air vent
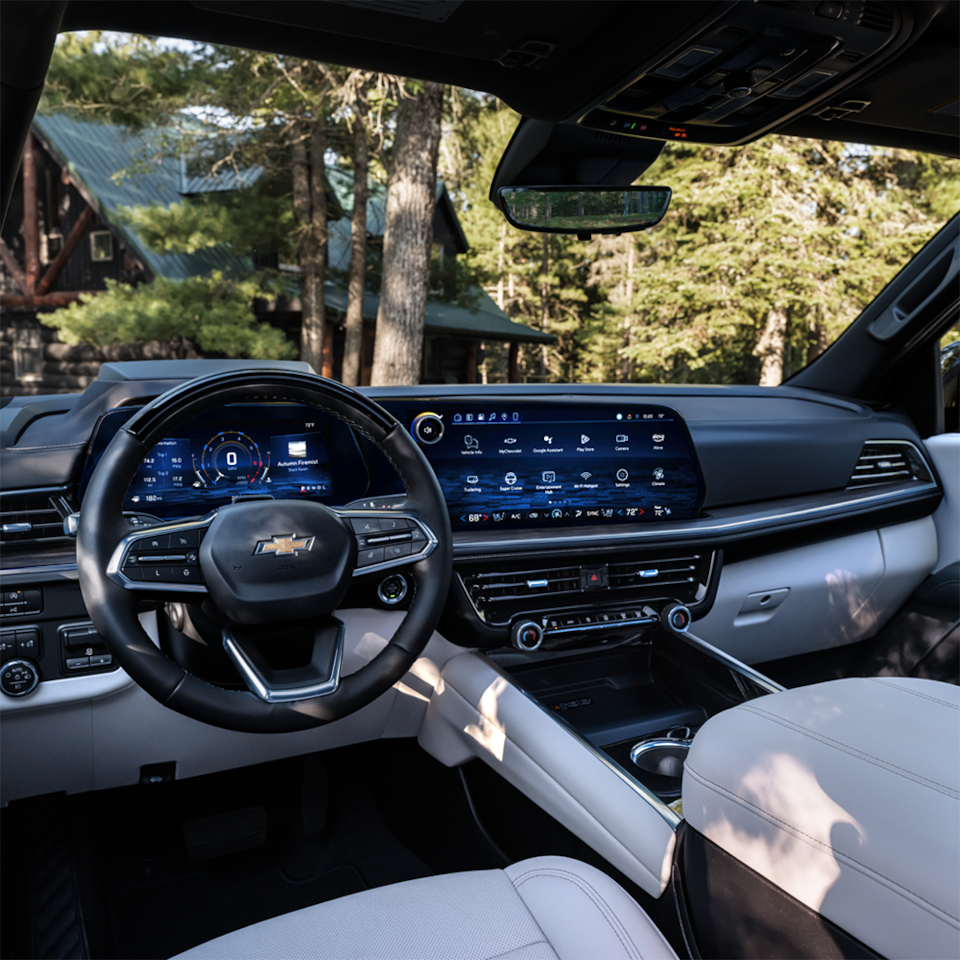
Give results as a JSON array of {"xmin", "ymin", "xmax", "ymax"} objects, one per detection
[
  {"xmin": 859, "ymin": 3, "xmax": 894, "ymax": 32},
  {"xmin": 847, "ymin": 442, "xmax": 932, "ymax": 488},
  {"xmin": 0, "ymin": 491, "xmax": 75, "ymax": 568},
  {"xmin": 460, "ymin": 549, "xmax": 714, "ymax": 626}
]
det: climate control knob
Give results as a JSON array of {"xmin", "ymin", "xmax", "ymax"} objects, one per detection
[{"xmin": 511, "ymin": 621, "xmax": 544, "ymax": 652}]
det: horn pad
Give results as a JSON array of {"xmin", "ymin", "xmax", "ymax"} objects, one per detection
[{"xmin": 200, "ymin": 500, "xmax": 355, "ymax": 625}]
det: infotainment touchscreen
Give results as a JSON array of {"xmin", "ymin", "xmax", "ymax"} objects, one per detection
[{"xmin": 407, "ymin": 402, "xmax": 704, "ymax": 529}]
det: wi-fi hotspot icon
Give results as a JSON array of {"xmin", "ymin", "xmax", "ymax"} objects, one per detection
[{"xmin": 580, "ymin": 471, "xmax": 592, "ymax": 480}]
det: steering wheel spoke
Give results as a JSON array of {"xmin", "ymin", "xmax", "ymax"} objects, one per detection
[
  {"xmin": 222, "ymin": 618, "xmax": 344, "ymax": 703},
  {"xmin": 337, "ymin": 509, "xmax": 438, "ymax": 576},
  {"xmin": 106, "ymin": 516, "xmax": 213, "ymax": 595}
]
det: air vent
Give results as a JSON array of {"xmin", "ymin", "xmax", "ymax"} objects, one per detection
[
  {"xmin": 859, "ymin": 2, "xmax": 894, "ymax": 32},
  {"xmin": 847, "ymin": 442, "xmax": 933, "ymax": 488},
  {"xmin": 0, "ymin": 491, "xmax": 75, "ymax": 568},
  {"xmin": 460, "ymin": 550, "xmax": 714, "ymax": 626},
  {"xmin": 608, "ymin": 553, "xmax": 702, "ymax": 591}
]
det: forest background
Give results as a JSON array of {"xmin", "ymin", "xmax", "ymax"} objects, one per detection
[{"xmin": 37, "ymin": 32, "xmax": 960, "ymax": 387}]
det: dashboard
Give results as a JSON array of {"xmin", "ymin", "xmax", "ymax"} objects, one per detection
[{"xmin": 0, "ymin": 363, "xmax": 951, "ymax": 809}]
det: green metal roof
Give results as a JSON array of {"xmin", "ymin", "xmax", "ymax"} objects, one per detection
[
  {"xmin": 32, "ymin": 113, "xmax": 553, "ymax": 345},
  {"xmin": 323, "ymin": 284, "xmax": 554, "ymax": 344},
  {"xmin": 32, "ymin": 114, "xmax": 251, "ymax": 282}
]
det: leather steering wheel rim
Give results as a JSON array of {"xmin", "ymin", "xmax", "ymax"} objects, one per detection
[{"xmin": 77, "ymin": 370, "xmax": 453, "ymax": 733}]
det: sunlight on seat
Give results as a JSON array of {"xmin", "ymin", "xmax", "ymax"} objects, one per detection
[
  {"xmin": 703, "ymin": 751, "xmax": 864, "ymax": 911},
  {"xmin": 463, "ymin": 676, "xmax": 509, "ymax": 762}
]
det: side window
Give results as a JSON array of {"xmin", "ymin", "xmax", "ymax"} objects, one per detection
[
  {"xmin": 942, "ymin": 340, "xmax": 959, "ymax": 432},
  {"xmin": 12, "ymin": 320, "xmax": 43, "ymax": 384}
]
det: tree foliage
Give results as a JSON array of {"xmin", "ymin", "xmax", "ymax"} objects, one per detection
[{"xmin": 41, "ymin": 273, "xmax": 296, "ymax": 360}]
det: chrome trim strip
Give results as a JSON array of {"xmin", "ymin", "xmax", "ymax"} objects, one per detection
[
  {"xmin": 630, "ymin": 738, "xmax": 692, "ymax": 770},
  {"xmin": 471, "ymin": 651, "xmax": 682, "ymax": 829},
  {"xmin": 222, "ymin": 623, "xmax": 344, "ymax": 702},
  {"xmin": 336, "ymin": 510, "xmax": 439, "ymax": 577},
  {"xmin": 452, "ymin": 479, "xmax": 939, "ymax": 554},
  {"xmin": 0, "ymin": 562, "xmax": 79, "ymax": 577},
  {"xmin": 106, "ymin": 515, "xmax": 215, "ymax": 594},
  {"xmin": 0, "ymin": 485, "xmax": 72, "ymax": 498},
  {"xmin": 676, "ymin": 627, "xmax": 785, "ymax": 696}
]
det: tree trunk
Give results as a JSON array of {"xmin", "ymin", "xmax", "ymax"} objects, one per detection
[
  {"xmin": 370, "ymin": 81, "xmax": 444, "ymax": 386},
  {"xmin": 342, "ymin": 120, "xmax": 369, "ymax": 387},
  {"xmin": 622, "ymin": 238, "xmax": 635, "ymax": 381},
  {"xmin": 293, "ymin": 118, "xmax": 328, "ymax": 373},
  {"xmin": 540, "ymin": 234, "xmax": 549, "ymax": 379},
  {"xmin": 754, "ymin": 305, "xmax": 788, "ymax": 386}
]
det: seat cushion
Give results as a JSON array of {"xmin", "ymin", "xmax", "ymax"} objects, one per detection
[
  {"xmin": 171, "ymin": 855, "xmax": 678, "ymax": 960},
  {"xmin": 682, "ymin": 677, "xmax": 960, "ymax": 960}
]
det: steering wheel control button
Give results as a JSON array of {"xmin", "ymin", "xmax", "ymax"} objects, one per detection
[
  {"xmin": 377, "ymin": 574, "xmax": 408, "ymax": 605},
  {"xmin": 379, "ymin": 518, "xmax": 410, "ymax": 532},
  {"xmin": 170, "ymin": 529, "xmax": 198, "ymax": 548},
  {"xmin": 358, "ymin": 547, "xmax": 385, "ymax": 566},
  {"xmin": 66, "ymin": 656, "xmax": 90, "ymax": 671},
  {"xmin": 384, "ymin": 542, "xmax": 413, "ymax": 560},
  {"xmin": 512, "ymin": 621, "xmax": 544, "ymax": 652},
  {"xmin": 1, "ymin": 660, "xmax": 40, "ymax": 697},
  {"xmin": 136, "ymin": 533, "xmax": 170, "ymax": 551},
  {"xmin": 351, "ymin": 518, "xmax": 383, "ymax": 534}
]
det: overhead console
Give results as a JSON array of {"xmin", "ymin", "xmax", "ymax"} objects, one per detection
[{"xmin": 577, "ymin": 0, "xmax": 909, "ymax": 145}]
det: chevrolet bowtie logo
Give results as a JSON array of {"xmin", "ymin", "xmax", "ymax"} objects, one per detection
[{"xmin": 255, "ymin": 534, "xmax": 315, "ymax": 556}]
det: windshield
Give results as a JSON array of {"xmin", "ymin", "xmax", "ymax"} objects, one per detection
[{"xmin": 1, "ymin": 32, "xmax": 957, "ymax": 396}]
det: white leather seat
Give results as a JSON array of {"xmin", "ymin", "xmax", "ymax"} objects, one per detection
[
  {"xmin": 682, "ymin": 677, "xmax": 960, "ymax": 960},
  {"xmin": 171, "ymin": 855, "xmax": 678, "ymax": 960}
]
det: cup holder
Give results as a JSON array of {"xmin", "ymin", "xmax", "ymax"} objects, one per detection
[{"xmin": 629, "ymin": 736, "xmax": 692, "ymax": 798}]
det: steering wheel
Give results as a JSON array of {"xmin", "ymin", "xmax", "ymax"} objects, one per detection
[{"xmin": 77, "ymin": 370, "xmax": 452, "ymax": 733}]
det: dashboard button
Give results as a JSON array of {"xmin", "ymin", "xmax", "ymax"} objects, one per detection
[
  {"xmin": 16, "ymin": 631, "xmax": 39, "ymax": 657},
  {"xmin": 358, "ymin": 547, "xmax": 384, "ymax": 566},
  {"xmin": 65, "ymin": 656, "xmax": 90, "ymax": 671},
  {"xmin": 409, "ymin": 526, "xmax": 427, "ymax": 542},
  {"xmin": 0, "ymin": 635, "xmax": 16, "ymax": 661},
  {"xmin": 3, "ymin": 590, "xmax": 23, "ymax": 603},
  {"xmin": 89, "ymin": 654, "xmax": 113, "ymax": 667},
  {"xmin": 1, "ymin": 660, "xmax": 39, "ymax": 696},
  {"xmin": 351, "ymin": 518, "xmax": 383, "ymax": 535}
]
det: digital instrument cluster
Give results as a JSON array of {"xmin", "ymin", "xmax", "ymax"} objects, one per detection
[
  {"xmin": 79, "ymin": 404, "xmax": 350, "ymax": 519},
  {"xmin": 405, "ymin": 402, "xmax": 704, "ymax": 529}
]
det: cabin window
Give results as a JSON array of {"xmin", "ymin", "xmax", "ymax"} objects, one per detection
[
  {"xmin": 12, "ymin": 321, "xmax": 43, "ymax": 383},
  {"xmin": 90, "ymin": 230, "xmax": 114, "ymax": 262}
]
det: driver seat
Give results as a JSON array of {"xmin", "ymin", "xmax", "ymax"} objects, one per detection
[{"xmin": 171, "ymin": 855, "xmax": 678, "ymax": 960}]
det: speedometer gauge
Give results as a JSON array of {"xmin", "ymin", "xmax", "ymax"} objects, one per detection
[{"xmin": 195, "ymin": 431, "xmax": 267, "ymax": 486}]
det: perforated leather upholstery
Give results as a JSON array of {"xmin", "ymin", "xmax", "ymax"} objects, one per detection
[
  {"xmin": 683, "ymin": 677, "xmax": 960, "ymax": 960},
  {"xmin": 171, "ymin": 855, "xmax": 678, "ymax": 960}
]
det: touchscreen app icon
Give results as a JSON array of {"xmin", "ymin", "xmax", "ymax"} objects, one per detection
[
  {"xmin": 542, "ymin": 471, "xmax": 556, "ymax": 483},
  {"xmin": 466, "ymin": 475, "xmax": 479, "ymax": 484},
  {"xmin": 464, "ymin": 435, "xmax": 479, "ymax": 449},
  {"xmin": 581, "ymin": 434, "xmax": 590, "ymax": 444},
  {"xmin": 652, "ymin": 433, "xmax": 665, "ymax": 442},
  {"xmin": 505, "ymin": 472, "xmax": 518, "ymax": 485},
  {"xmin": 616, "ymin": 468, "xmax": 630, "ymax": 482},
  {"xmin": 543, "ymin": 435, "xmax": 553, "ymax": 444},
  {"xmin": 616, "ymin": 434, "xmax": 628, "ymax": 443}
]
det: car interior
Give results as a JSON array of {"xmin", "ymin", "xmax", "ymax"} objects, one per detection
[{"xmin": 1, "ymin": 2, "xmax": 958, "ymax": 959}]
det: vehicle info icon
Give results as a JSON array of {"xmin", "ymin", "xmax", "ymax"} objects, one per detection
[{"xmin": 464, "ymin": 434, "xmax": 479, "ymax": 449}]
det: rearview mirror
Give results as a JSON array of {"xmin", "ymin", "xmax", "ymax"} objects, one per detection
[{"xmin": 498, "ymin": 185, "xmax": 671, "ymax": 235}]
